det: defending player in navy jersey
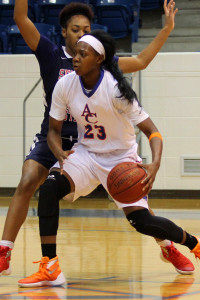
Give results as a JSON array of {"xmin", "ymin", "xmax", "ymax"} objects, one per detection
[{"xmin": 1, "ymin": 0, "xmax": 193, "ymax": 287}]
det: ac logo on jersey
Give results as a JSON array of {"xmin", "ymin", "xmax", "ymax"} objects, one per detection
[{"xmin": 81, "ymin": 104, "xmax": 97, "ymax": 124}]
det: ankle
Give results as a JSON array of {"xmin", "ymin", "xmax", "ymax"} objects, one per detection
[
  {"xmin": 157, "ymin": 240, "xmax": 172, "ymax": 247},
  {"xmin": 0, "ymin": 240, "xmax": 14, "ymax": 249},
  {"xmin": 182, "ymin": 233, "xmax": 198, "ymax": 250},
  {"xmin": 41, "ymin": 243, "xmax": 56, "ymax": 259}
]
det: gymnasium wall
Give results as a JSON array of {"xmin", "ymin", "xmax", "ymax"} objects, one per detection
[{"xmin": 0, "ymin": 53, "xmax": 200, "ymax": 191}]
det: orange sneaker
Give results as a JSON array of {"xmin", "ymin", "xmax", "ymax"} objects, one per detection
[
  {"xmin": 190, "ymin": 237, "xmax": 200, "ymax": 259},
  {"xmin": 0, "ymin": 245, "xmax": 12, "ymax": 275},
  {"xmin": 160, "ymin": 242, "xmax": 195, "ymax": 275},
  {"xmin": 18, "ymin": 256, "xmax": 66, "ymax": 288}
]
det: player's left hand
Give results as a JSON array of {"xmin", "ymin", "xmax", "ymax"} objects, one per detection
[{"xmin": 163, "ymin": 0, "xmax": 178, "ymax": 31}]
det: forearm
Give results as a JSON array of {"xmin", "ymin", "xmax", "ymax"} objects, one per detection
[
  {"xmin": 14, "ymin": 0, "xmax": 40, "ymax": 50},
  {"xmin": 137, "ymin": 26, "xmax": 172, "ymax": 70},
  {"xmin": 14, "ymin": 0, "xmax": 28, "ymax": 23},
  {"xmin": 149, "ymin": 137, "xmax": 163, "ymax": 168},
  {"xmin": 47, "ymin": 130, "xmax": 63, "ymax": 161}
]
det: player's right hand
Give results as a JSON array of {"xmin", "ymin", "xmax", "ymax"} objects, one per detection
[{"xmin": 58, "ymin": 150, "xmax": 74, "ymax": 175}]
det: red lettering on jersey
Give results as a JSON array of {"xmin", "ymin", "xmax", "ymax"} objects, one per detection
[
  {"xmin": 58, "ymin": 69, "xmax": 73, "ymax": 80},
  {"xmin": 64, "ymin": 107, "xmax": 76, "ymax": 123}
]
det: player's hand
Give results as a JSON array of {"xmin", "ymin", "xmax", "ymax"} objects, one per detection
[
  {"xmin": 137, "ymin": 162, "xmax": 159, "ymax": 194},
  {"xmin": 57, "ymin": 150, "xmax": 74, "ymax": 175},
  {"xmin": 163, "ymin": 0, "xmax": 178, "ymax": 31}
]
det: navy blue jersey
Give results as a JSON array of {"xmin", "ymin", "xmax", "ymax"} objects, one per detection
[
  {"xmin": 34, "ymin": 35, "xmax": 77, "ymax": 138},
  {"xmin": 34, "ymin": 35, "xmax": 119, "ymax": 139}
]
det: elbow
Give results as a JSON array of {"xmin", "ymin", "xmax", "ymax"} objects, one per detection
[
  {"xmin": 13, "ymin": 14, "xmax": 21, "ymax": 25},
  {"xmin": 139, "ymin": 61, "xmax": 149, "ymax": 70}
]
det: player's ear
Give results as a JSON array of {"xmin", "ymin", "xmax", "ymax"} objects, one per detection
[
  {"xmin": 61, "ymin": 28, "xmax": 67, "ymax": 39},
  {"xmin": 96, "ymin": 54, "xmax": 105, "ymax": 65}
]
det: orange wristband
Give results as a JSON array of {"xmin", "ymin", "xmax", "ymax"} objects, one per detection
[{"xmin": 149, "ymin": 132, "xmax": 163, "ymax": 142}]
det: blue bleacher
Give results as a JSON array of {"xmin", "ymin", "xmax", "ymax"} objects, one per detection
[
  {"xmin": 140, "ymin": 0, "xmax": 165, "ymax": 10},
  {"xmin": 8, "ymin": 23, "xmax": 55, "ymax": 54},
  {"xmin": 0, "ymin": 0, "xmax": 142, "ymax": 53},
  {"xmin": 95, "ymin": 0, "xmax": 140, "ymax": 41},
  {"xmin": 91, "ymin": 23, "xmax": 108, "ymax": 32},
  {"xmin": 37, "ymin": 0, "xmax": 90, "ymax": 26},
  {"xmin": 0, "ymin": 24, "xmax": 9, "ymax": 53},
  {"xmin": 0, "ymin": 0, "xmax": 36, "ymax": 25}
]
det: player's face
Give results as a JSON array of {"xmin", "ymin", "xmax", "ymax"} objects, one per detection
[
  {"xmin": 62, "ymin": 15, "xmax": 91, "ymax": 57},
  {"xmin": 73, "ymin": 41, "xmax": 102, "ymax": 78}
]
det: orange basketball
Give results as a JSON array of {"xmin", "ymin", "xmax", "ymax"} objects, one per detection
[{"xmin": 107, "ymin": 162, "xmax": 147, "ymax": 204}]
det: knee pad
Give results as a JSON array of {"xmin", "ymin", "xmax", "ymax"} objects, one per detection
[
  {"xmin": 38, "ymin": 171, "xmax": 70, "ymax": 217},
  {"xmin": 126, "ymin": 209, "xmax": 183, "ymax": 243}
]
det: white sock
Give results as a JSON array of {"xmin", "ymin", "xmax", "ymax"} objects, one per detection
[
  {"xmin": 0, "ymin": 240, "xmax": 14, "ymax": 249},
  {"xmin": 157, "ymin": 240, "xmax": 172, "ymax": 247}
]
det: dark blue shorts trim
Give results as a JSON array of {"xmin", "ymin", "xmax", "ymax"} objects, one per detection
[{"xmin": 25, "ymin": 134, "xmax": 77, "ymax": 170}]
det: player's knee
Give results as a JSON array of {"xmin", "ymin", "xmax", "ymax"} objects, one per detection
[
  {"xmin": 126, "ymin": 209, "xmax": 183, "ymax": 243},
  {"xmin": 16, "ymin": 174, "xmax": 38, "ymax": 196},
  {"xmin": 126, "ymin": 208, "xmax": 150, "ymax": 233},
  {"xmin": 38, "ymin": 171, "xmax": 71, "ymax": 217}
]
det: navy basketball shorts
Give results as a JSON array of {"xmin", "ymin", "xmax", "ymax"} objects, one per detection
[{"xmin": 26, "ymin": 134, "xmax": 77, "ymax": 170}]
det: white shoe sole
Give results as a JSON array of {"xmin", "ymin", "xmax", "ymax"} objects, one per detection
[
  {"xmin": 160, "ymin": 251, "xmax": 194, "ymax": 275},
  {"xmin": 18, "ymin": 272, "xmax": 66, "ymax": 288},
  {"xmin": 0, "ymin": 265, "xmax": 11, "ymax": 276}
]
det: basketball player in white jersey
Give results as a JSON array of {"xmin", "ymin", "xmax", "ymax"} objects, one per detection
[{"xmin": 18, "ymin": 30, "xmax": 200, "ymax": 287}]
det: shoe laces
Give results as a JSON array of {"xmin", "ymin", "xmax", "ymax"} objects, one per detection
[
  {"xmin": 168, "ymin": 245, "xmax": 181, "ymax": 257},
  {"xmin": 26, "ymin": 260, "xmax": 49, "ymax": 279},
  {"xmin": 162, "ymin": 244, "xmax": 180, "ymax": 258}
]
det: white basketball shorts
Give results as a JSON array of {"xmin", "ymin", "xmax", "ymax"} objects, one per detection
[{"xmin": 52, "ymin": 144, "xmax": 148, "ymax": 209}]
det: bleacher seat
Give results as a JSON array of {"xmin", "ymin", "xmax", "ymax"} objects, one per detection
[
  {"xmin": 0, "ymin": 0, "xmax": 36, "ymax": 25},
  {"xmin": 0, "ymin": 24, "xmax": 9, "ymax": 53},
  {"xmin": 38, "ymin": 0, "xmax": 90, "ymax": 27},
  {"xmin": 8, "ymin": 23, "xmax": 55, "ymax": 54},
  {"xmin": 95, "ymin": 0, "xmax": 139, "ymax": 40},
  {"xmin": 91, "ymin": 23, "xmax": 108, "ymax": 32},
  {"xmin": 140, "ymin": 0, "xmax": 164, "ymax": 10},
  {"xmin": 0, "ymin": 0, "xmax": 15, "ymax": 25}
]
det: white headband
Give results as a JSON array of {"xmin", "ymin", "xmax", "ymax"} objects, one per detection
[{"xmin": 78, "ymin": 35, "xmax": 105, "ymax": 59}]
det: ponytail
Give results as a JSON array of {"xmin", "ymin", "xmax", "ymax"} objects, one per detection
[{"xmin": 90, "ymin": 30, "xmax": 140, "ymax": 104}]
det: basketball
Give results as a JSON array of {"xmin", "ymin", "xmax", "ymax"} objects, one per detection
[{"xmin": 107, "ymin": 162, "xmax": 147, "ymax": 204}]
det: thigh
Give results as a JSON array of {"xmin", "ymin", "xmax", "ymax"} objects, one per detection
[
  {"xmin": 26, "ymin": 135, "xmax": 57, "ymax": 169},
  {"xmin": 20, "ymin": 159, "xmax": 49, "ymax": 190},
  {"xmin": 26, "ymin": 135, "xmax": 76, "ymax": 170}
]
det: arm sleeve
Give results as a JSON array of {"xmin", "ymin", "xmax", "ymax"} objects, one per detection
[{"xmin": 50, "ymin": 78, "xmax": 68, "ymax": 121}]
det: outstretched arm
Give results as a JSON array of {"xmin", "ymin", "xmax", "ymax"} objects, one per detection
[
  {"xmin": 14, "ymin": 0, "xmax": 40, "ymax": 51},
  {"xmin": 118, "ymin": 0, "xmax": 178, "ymax": 73}
]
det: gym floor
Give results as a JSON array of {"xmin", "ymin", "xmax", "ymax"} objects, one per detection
[{"xmin": 0, "ymin": 196, "xmax": 200, "ymax": 299}]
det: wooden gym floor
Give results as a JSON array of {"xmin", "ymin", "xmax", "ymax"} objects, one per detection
[{"xmin": 1, "ymin": 196, "xmax": 200, "ymax": 299}]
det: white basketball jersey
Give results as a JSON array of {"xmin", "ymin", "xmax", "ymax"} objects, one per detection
[{"xmin": 50, "ymin": 70, "xmax": 149, "ymax": 153}]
